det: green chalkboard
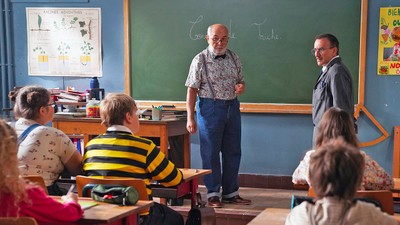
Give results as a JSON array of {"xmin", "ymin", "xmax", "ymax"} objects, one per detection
[{"xmin": 129, "ymin": 0, "xmax": 361, "ymax": 104}]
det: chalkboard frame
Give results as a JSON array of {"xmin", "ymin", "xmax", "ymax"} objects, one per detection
[{"xmin": 122, "ymin": 0, "xmax": 367, "ymax": 114}]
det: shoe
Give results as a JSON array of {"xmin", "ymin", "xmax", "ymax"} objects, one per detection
[
  {"xmin": 207, "ymin": 196, "xmax": 222, "ymax": 208},
  {"xmin": 222, "ymin": 195, "xmax": 252, "ymax": 205}
]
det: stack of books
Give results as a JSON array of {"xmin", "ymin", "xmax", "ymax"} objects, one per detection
[
  {"xmin": 57, "ymin": 90, "xmax": 87, "ymax": 102},
  {"xmin": 162, "ymin": 110, "xmax": 187, "ymax": 120}
]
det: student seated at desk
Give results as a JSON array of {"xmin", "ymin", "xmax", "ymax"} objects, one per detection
[
  {"xmin": 292, "ymin": 107, "xmax": 393, "ymax": 190},
  {"xmin": 0, "ymin": 119, "xmax": 83, "ymax": 223},
  {"xmin": 286, "ymin": 138, "xmax": 399, "ymax": 225},
  {"xmin": 9, "ymin": 86, "xmax": 83, "ymax": 196},
  {"xmin": 82, "ymin": 93, "xmax": 184, "ymax": 225}
]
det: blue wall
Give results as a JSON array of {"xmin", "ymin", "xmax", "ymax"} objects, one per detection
[
  {"xmin": 8, "ymin": 0, "xmax": 400, "ymax": 177},
  {"xmin": 10, "ymin": 0, "xmax": 124, "ymax": 93}
]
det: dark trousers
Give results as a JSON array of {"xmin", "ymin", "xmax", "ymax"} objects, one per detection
[
  {"xmin": 47, "ymin": 182, "xmax": 67, "ymax": 196},
  {"xmin": 140, "ymin": 202, "xmax": 183, "ymax": 225}
]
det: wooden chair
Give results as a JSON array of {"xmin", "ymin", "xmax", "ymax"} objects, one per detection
[
  {"xmin": 0, "ymin": 217, "xmax": 38, "ymax": 225},
  {"xmin": 308, "ymin": 187, "xmax": 394, "ymax": 215},
  {"xmin": 75, "ymin": 175, "xmax": 149, "ymax": 213},
  {"xmin": 22, "ymin": 175, "xmax": 48, "ymax": 195}
]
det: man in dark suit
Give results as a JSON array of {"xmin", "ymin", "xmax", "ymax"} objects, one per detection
[{"xmin": 311, "ymin": 33, "xmax": 354, "ymax": 146}]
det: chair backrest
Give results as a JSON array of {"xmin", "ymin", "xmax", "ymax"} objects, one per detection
[
  {"xmin": 308, "ymin": 187, "xmax": 394, "ymax": 215},
  {"xmin": 75, "ymin": 175, "xmax": 148, "ymax": 200},
  {"xmin": 76, "ymin": 175, "xmax": 149, "ymax": 213},
  {"xmin": 22, "ymin": 175, "xmax": 48, "ymax": 195},
  {"xmin": 0, "ymin": 217, "xmax": 38, "ymax": 225},
  {"xmin": 356, "ymin": 190, "xmax": 394, "ymax": 215}
]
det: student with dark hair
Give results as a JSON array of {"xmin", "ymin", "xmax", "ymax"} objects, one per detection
[{"xmin": 11, "ymin": 85, "xmax": 82, "ymax": 195}]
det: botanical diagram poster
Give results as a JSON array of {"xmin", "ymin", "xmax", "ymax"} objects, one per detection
[
  {"xmin": 377, "ymin": 7, "xmax": 400, "ymax": 75},
  {"xmin": 26, "ymin": 8, "xmax": 102, "ymax": 77}
]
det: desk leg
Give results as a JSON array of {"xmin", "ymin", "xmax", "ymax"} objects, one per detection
[
  {"xmin": 123, "ymin": 213, "xmax": 138, "ymax": 225},
  {"xmin": 160, "ymin": 129, "xmax": 168, "ymax": 157},
  {"xmin": 191, "ymin": 179, "xmax": 199, "ymax": 208},
  {"xmin": 83, "ymin": 135, "xmax": 90, "ymax": 152},
  {"xmin": 184, "ymin": 133, "xmax": 190, "ymax": 168}
]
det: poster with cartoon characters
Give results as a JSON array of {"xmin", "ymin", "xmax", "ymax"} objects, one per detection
[{"xmin": 377, "ymin": 7, "xmax": 400, "ymax": 75}]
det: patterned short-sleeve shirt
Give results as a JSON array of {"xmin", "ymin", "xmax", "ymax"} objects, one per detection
[
  {"xmin": 292, "ymin": 149, "xmax": 394, "ymax": 190},
  {"xmin": 15, "ymin": 118, "xmax": 78, "ymax": 186},
  {"xmin": 185, "ymin": 47, "xmax": 244, "ymax": 100}
]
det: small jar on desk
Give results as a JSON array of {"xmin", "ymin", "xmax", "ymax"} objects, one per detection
[{"xmin": 86, "ymin": 98, "xmax": 100, "ymax": 118}]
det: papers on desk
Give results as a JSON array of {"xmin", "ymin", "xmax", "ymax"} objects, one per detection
[
  {"xmin": 79, "ymin": 200, "xmax": 98, "ymax": 210},
  {"xmin": 58, "ymin": 199, "xmax": 98, "ymax": 210}
]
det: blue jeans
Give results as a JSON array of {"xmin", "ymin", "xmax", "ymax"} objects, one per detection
[{"xmin": 196, "ymin": 97, "xmax": 242, "ymax": 199}]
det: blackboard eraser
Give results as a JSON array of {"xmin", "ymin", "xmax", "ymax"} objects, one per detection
[{"xmin": 161, "ymin": 105, "xmax": 175, "ymax": 108}]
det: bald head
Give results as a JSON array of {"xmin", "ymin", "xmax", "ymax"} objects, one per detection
[{"xmin": 207, "ymin": 24, "xmax": 228, "ymax": 36}]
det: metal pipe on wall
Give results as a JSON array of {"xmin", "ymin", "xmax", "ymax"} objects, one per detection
[
  {"xmin": 4, "ymin": 0, "xmax": 14, "ymax": 94},
  {"xmin": 0, "ymin": 0, "xmax": 8, "ymax": 117},
  {"xmin": 0, "ymin": 0, "xmax": 14, "ymax": 119}
]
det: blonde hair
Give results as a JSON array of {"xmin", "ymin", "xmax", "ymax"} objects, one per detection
[
  {"xmin": 100, "ymin": 93, "xmax": 137, "ymax": 127},
  {"xmin": 0, "ymin": 120, "xmax": 28, "ymax": 215}
]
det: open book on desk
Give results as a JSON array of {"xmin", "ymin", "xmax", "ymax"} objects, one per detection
[
  {"xmin": 79, "ymin": 200, "xmax": 98, "ymax": 210},
  {"xmin": 57, "ymin": 199, "xmax": 98, "ymax": 210}
]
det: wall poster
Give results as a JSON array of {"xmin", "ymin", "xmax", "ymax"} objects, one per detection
[
  {"xmin": 378, "ymin": 7, "xmax": 400, "ymax": 75},
  {"xmin": 26, "ymin": 8, "xmax": 102, "ymax": 77}
]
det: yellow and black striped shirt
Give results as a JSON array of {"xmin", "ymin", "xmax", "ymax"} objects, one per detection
[{"xmin": 83, "ymin": 131, "xmax": 183, "ymax": 197}]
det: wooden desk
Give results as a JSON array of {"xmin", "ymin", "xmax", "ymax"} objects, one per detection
[
  {"xmin": 248, "ymin": 208, "xmax": 290, "ymax": 225},
  {"xmin": 151, "ymin": 168, "xmax": 211, "ymax": 208},
  {"xmin": 57, "ymin": 169, "xmax": 210, "ymax": 208},
  {"xmin": 52, "ymin": 197, "xmax": 153, "ymax": 225},
  {"xmin": 52, "ymin": 117, "xmax": 190, "ymax": 168}
]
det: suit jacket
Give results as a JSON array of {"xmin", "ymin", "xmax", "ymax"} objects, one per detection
[{"xmin": 312, "ymin": 57, "xmax": 354, "ymax": 127}]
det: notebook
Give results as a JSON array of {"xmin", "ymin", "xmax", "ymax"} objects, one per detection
[{"xmin": 58, "ymin": 199, "xmax": 98, "ymax": 210}]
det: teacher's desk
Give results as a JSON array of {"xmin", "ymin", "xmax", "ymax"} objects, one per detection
[{"xmin": 52, "ymin": 117, "xmax": 190, "ymax": 168}]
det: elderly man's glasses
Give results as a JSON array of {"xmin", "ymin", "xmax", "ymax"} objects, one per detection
[
  {"xmin": 211, "ymin": 37, "xmax": 228, "ymax": 43},
  {"xmin": 311, "ymin": 47, "xmax": 334, "ymax": 55}
]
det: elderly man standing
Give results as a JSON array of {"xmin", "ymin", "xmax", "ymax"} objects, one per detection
[{"xmin": 185, "ymin": 24, "xmax": 251, "ymax": 208}]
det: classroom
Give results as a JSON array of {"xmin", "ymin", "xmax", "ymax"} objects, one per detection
[{"xmin": 1, "ymin": 0, "xmax": 400, "ymax": 224}]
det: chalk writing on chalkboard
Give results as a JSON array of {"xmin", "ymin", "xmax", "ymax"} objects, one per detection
[
  {"xmin": 189, "ymin": 15, "xmax": 237, "ymax": 41},
  {"xmin": 251, "ymin": 18, "xmax": 281, "ymax": 41},
  {"xmin": 189, "ymin": 15, "xmax": 280, "ymax": 42}
]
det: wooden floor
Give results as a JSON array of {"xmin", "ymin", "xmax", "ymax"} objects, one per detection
[{"xmin": 168, "ymin": 185, "xmax": 307, "ymax": 225}]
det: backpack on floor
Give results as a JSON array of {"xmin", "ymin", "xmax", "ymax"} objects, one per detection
[{"xmin": 185, "ymin": 193, "xmax": 216, "ymax": 225}]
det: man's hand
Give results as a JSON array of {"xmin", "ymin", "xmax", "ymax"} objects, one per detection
[
  {"xmin": 235, "ymin": 83, "xmax": 245, "ymax": 95},
  {"xmin": 186, "ymin": 118, "xmax": 197, "ymax": 134}
]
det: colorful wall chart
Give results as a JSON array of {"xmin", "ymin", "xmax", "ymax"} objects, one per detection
[
  {"xmin": 377, "ymin": 7, "xmax": 400, "ymax": 75},
  {"xmin": 27, "ymin": 8, "xmax": 102, "ymax": 77}
]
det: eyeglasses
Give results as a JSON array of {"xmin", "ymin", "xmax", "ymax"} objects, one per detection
[
  {"xmin": 211, "ymin": 37, "xmax": 228, "ymax": 43},
  {"xmin": 311, "ymin": 46, "xmax": 335, "ymax": 55},
  {"xmin": 46, "ymin": 103, "xmax": 56, "ymax": 108}
]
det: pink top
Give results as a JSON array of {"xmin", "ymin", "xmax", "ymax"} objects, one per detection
[{"xmin": 0, "ymin": 185, "xmax": 83, "ymax": 224}]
